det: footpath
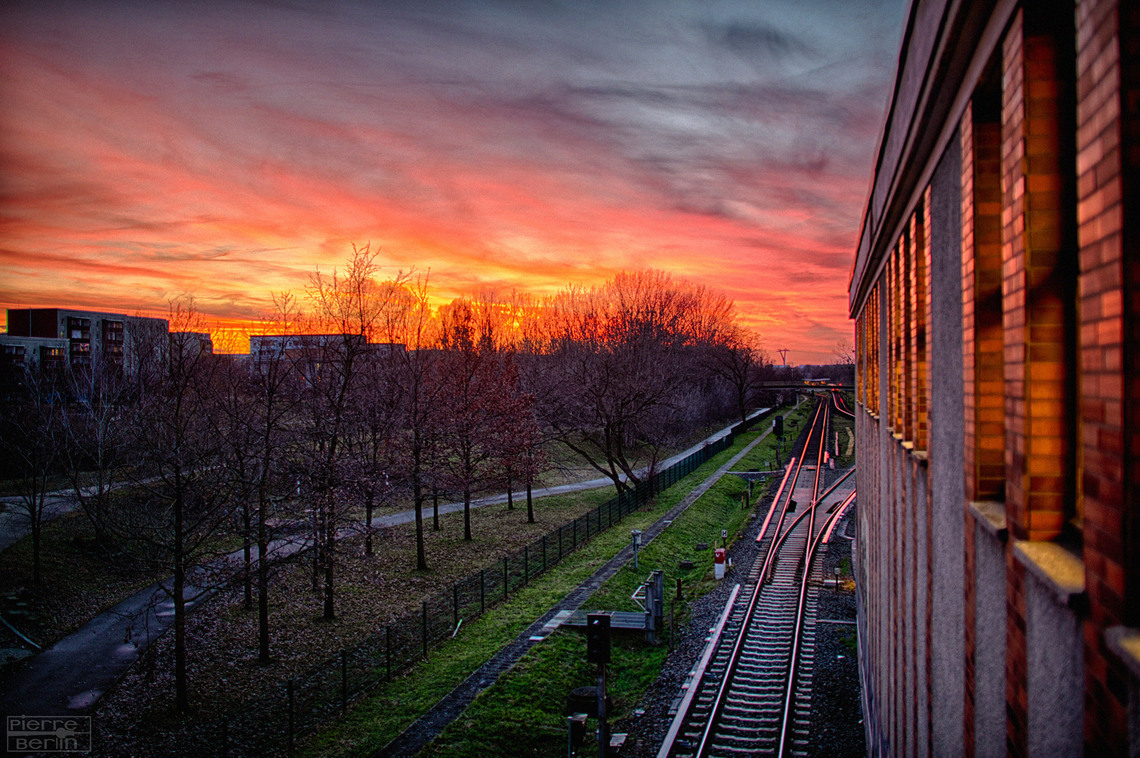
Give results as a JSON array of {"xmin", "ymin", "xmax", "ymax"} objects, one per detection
[
  {"xmin": 376, "ymin": 427, "xmax": 773, "ymax": 756},
  {"xmin": 0, "ymin": 413, "xmax": 769, "ymax": 726}
]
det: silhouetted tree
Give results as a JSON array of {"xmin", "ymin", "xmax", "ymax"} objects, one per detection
[
  {"xmin": 62, "ymin": 350, "xmax": 128, "ymax": 546},
  {"xmin": 436, "ymin": 298, "xmax": 528, "ymax": 540},
  {"xmin": 705, "ymin": 328, "xmax": 768, "ymax": 423},
  {"xmin": 125, "ymin": 302, "xmax": 229, "ymax": 713},
  {"xmin": 381, "ymin": 274, "xmax": 441, "ymax": 571},
  {"xmin": 245, "ymin": 293, "xmax": 305, "ymax": 662},
  {"xmin": 0, "ymin": 362, "xmax": 65, "ymax": 584},
  {"xmin": 302, "ymin": 244, "xmax": 396, "ymax": 620},
  {"xmin": 533, "ymin": 270, "xmax": 735, "ymax": 494}
]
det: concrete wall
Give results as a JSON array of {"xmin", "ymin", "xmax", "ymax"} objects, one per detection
[{"xmin": 928, "ymin": 129, "xmax": 965, "ymax": 758}]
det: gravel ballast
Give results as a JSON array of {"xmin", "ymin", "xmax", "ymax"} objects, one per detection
[{"xmin": 612, "ymin": 474, "xmax": 864, "ymax": 758}]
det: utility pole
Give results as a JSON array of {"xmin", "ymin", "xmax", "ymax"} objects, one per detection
[{"xmin": 777, "ymin": 348, "xmax": 789, "ymax": 366}]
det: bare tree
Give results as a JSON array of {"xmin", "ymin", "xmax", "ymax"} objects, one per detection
[
  {"xmin": 705, "ymin": 328, "xmax": 768, "ymax": 423},
  {"xmin": 124, "ymin": 301, "xmax": 230, "ymax": 712},
  {"xmin": 62, "ymin": 350, "xmax": 128, "ymax": 546},
  {"xmin": 215, "ymin": 356, "xmax": 261, "ymax": 611},
  {"xmin": 0, "ymin": 363, "xmax": 65, "ymax": 584},
  {"xmin": 533, "ymin": 271, "xmax": 733, "ymax": 494},
  {"xmin": 247, "ymin": 293, "xmax": 304, "ymax": 662},
  {"xmin": 497, "ymin": 389, "xmax": 545, "ymax": 524},
  {"xmin": 435, "ymin": 298, "xmax": 527, "ymax": 540},
  {"xmin": 348, "ymin": 343, "xmax": 401, "ymax": 556},
  {"xmin": 303, "ymin": 244, "xmax": 399, "ymax": 619},
  {"xmin": 381, "ymin": 274, "xmax": 441, "ymax": 571},
  {"xmin": 833, "ymin": 339, "xmax": 855, "ymax": 365}
]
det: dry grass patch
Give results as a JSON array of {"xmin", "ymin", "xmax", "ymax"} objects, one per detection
[
  {"xmin": 93, "ymin": 486, "xmax": 615, "ymax": 752},
  {"xmin": 0, "ymin": 510, "xmax": 167, "ymax": 651}
]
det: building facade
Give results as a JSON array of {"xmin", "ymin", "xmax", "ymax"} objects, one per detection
[
  {"xmin": 249, "ymin": 333, "xmax": 404, "ymax": 362},
  {"xmin": 849, "ymin": 0, "xmax": 1136, "ymax": 755},
  {"xmin": 6, "ymin": 308, "xmax": 169, "ymax": 374},
  {"xmin": 0, "ymin": 335, "xmax": 68, "ymax": 374}
]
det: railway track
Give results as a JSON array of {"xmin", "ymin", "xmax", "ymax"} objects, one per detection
[{"xmin": 659, "ymin": 397, "xmax": 853, "ymax": 757}]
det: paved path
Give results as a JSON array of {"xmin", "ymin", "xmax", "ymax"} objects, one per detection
[
  {"xmin": 0, "ymin": 412, "xmax": 764, "ymax": 556},
  {"xmin": 0, "ymin": 491, "xmax": 82, "ymax": 553},
  {"xmin": 0, "ymin": 412, "xmax": 769, "ymax": 725},
  {"xmin": 376, "ymin": 426, "xmax": 773, "ymax": 756}
]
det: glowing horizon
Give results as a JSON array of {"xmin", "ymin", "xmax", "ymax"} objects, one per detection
[{"xmin": 0, "ymin": 1, "xmax": 904, "ymax": 365}]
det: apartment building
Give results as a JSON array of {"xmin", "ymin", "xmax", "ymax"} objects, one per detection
[
  {"xmin": 0, "ymin": 335, "xmax": 68, "ymax": 374},
  {"xmin": 5, "ymin": 308, "xmax": 169, "ymax": 373}
]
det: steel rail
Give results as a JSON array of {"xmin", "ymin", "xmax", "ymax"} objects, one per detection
[
  {"xmin": 756, "ymin": 400, "xmax": 826, "ymax": 585},
  {"xmin": 754, "ymin": 456, "xmax": 797, "ymax": 548},
  {"xmin": 655, "ymin": 584, "xmax": 742, "ymax": 758},
  {"xmin": 761, "ymin": 467, "xmax": 855, "ymax": 562},
  {"xmin": 691, "ymin": 398, "xmax": 828, "ymax": 758},
  {"xmin": 776, "ymin": 399, "xmax": 830, "ymax": 757},
  {"xmin": 821, "ymin": 489, "xmax": 858, "ymax": 545},
  {"xmin": 831, "ymin": 389, "xmax": 855, "ymax": 417}
]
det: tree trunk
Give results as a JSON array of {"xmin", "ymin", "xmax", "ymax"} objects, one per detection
[
  {"xmin": 311, "ymin": 514, "xmax": 322, "ymax": 593},
  {"xmin": 242, "ymin": 501, "xmax": 253, "ymax": 610},
  {"xmin": 323, "ymin": 496, "xmax": 336, "ymax": 620},
  {"xmin": 364, "ymin": 491, "xmax": 374, "ymax": 556},
  {"xmin": 31, "ymin": 515, "xmax": 41, "ymax": 585},
  {"xmin": 414, "ymin": 490, "xmax": 427, "ymax": 571},
  {"xmin": 257, "ymin": 494, "xmax": 270, "ymax": 665},
  {"xmin": 30, "ymin": 478, "xmax": 43, "ymax": 585},
  {"xmin": 413, "ymin": 438, "xmax": 428, "ymax": 570},
  {"xmin": 174, "ymin": 492, "xmax": 188, "ymax": 712},
  {"xmin": 526, "ymin": 474, "xmax": 534, "ymax": 524},
  {"xmin": 463, "ymin": 487, "xmax": 472, "ymax": 541}
]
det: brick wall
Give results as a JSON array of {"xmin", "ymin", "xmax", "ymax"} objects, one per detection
[
  {"xmin": 912, "ymin": 194, "xmax": 931, "ymax": 453},
  {"xmin": 1001, "ymin": 5, "xmax": 1078, "ymax": 546},
  {"xmin": 1076, "ymin": 0, "xmax": 1133, "ymax": 751},
  {"xmin": 963, "ymin": 92, "xmax": 1007, "ymax": 507}
]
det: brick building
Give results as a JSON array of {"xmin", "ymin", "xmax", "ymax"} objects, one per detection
[{"xmin": 849, "ymin": 0, "xmax": 1136, "ymax": 755}]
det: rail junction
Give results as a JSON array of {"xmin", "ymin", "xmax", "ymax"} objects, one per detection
[{"xmin": 657, "ymin": 394, "xmax": 856, "ymax": 757}]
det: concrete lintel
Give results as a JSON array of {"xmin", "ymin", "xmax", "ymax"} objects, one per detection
[
  {"xmin": 1012, "ymin": 540, "xmax": 1086, "ymax": 609},
  {"xmin": 1105, "ymin": 626, "xmax": 1140, "ymax": 682},
  {"xmin": 968, "ymin": 501, "xmax": 1008, "ymax": 542}
]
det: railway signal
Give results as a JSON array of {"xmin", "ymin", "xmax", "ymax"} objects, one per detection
[
  {"xmin": 586, "ymin": 613, "xmax": 612, "ymax": 756},
  {"xmin": 586, "ymin": 613, "xmax": 610, "ymax": 664}
]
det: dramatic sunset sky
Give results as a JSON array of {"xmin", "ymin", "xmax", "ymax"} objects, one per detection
[{"xmin": 0, "ymin": 0, "xmax": 904, "ymax": 364}]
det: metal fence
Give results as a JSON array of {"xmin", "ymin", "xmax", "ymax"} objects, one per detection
[{"xmin": 148, "ymin": 412, "xmax": 768, "ymax": 756}]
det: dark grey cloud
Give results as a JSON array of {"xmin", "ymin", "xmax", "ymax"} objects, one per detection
[{"xmin": 704, "ymin": 20, "xmax": 815, "ymax": 59}]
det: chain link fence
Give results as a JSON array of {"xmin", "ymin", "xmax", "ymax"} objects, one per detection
[{"xmin": 135, "ymin": 413, "xmax": 767, "ymax": 756}]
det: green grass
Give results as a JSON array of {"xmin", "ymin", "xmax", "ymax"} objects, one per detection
[
  {"xmin": 299, "ymin": 404, "xmax": 808, "ymax": 757},
  {"xmin": 296, "ymin": 495, "xmax": 682, "ymax": 757},
  {"xmin": 421, "ymin": 404, "xmax": 815, "ymax": 757},
  {"xmin": 830, "ymin": 409, "xmax": 856, "ymax": 468}
]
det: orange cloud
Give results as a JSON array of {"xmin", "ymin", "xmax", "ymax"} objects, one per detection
[{"xmin": 0, "ymin": 1, "xmax": 902, "ymax": 364}]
